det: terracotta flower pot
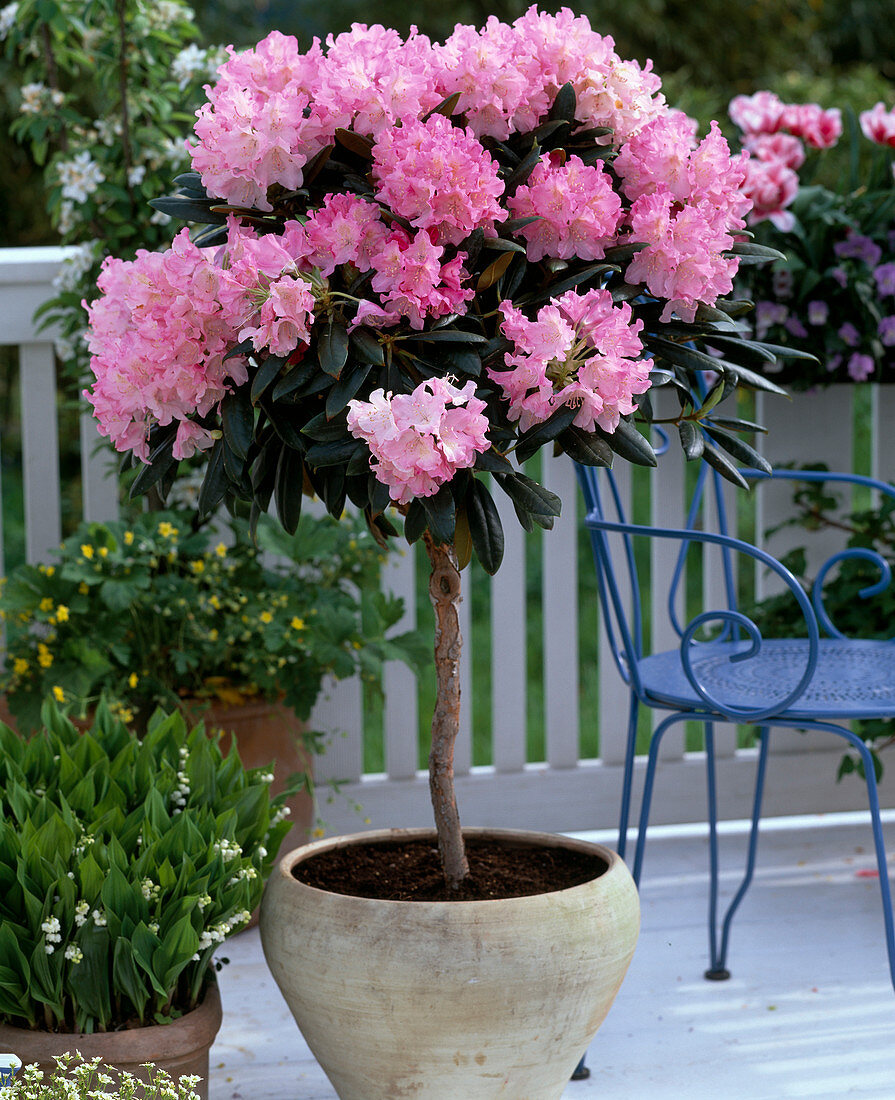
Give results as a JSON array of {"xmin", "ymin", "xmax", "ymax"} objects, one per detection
[
  {"xmin": 0, "ymin": 980, "xmax": 222, "ymax": 1098},
  {"xmin": 260, "ymin": 828, "xmax": 640, "ymax": 1100}
]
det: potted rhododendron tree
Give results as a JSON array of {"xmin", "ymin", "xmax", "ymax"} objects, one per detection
[{"xmin": 82, "ymin": 8, "xmax": 796, "ymax": 1096}]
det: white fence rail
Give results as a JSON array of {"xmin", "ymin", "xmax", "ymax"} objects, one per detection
[{"xmin": 3, "ymin": 246, "xmax": 894, "ymax": 838}]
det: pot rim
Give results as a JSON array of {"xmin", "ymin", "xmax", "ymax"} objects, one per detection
[{"xmin": 272, "ymin": 826, "xmax": 624, "ymax": 906}]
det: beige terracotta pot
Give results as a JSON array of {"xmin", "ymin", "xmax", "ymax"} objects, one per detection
[
  {"xmin": 260, "ymin": 828, "xmax": 639, "ymax": 1100},
  {"xmin": 0, "ymin": 980, "xmax": 222, "ymax": 1098}
]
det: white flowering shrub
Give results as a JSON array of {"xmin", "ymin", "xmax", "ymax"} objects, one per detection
[
  {"xmin": 0, "ymin": 1053, "xmax": 202, "ymax": 1099},
  {"xmin": 1, "ymin": 0, "xmax": 225, "ymax": 382},
  {"xmin": 0, "ymin": 701, "xmax": 296, "ymax": 1033}
]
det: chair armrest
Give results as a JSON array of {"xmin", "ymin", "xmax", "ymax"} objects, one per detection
[
  {"xmin": 743, "ymin": 467, "xmax": 895, "ymax": 502},
  {"xmin": 582, "ymin": 512, "xmax": 821, "ymax": 722}
]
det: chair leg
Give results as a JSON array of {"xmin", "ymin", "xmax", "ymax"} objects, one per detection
[
  {"xmin": 704, "ymin": 726, "xmax": 770, "ymax": 980},
  {"xmin": 852, "ymin": 738, "xmax": 895, "ymax": 992},
  {"xmin": 616, "ymin": 695, "xmax": 640, "ymax": 861},
  {"xmin": 631, "ymin": 713, "xmax": 686, "ymax": 885}
]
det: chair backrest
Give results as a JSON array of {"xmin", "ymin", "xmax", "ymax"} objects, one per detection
[{"xmin": 575, "ymin": 457, "xmax": 742, "ymax": 692}]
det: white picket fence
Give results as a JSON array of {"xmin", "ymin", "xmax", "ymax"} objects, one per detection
[{"xmin": 2, "ymin": 246, "xmax": 894, "ymax": 838}]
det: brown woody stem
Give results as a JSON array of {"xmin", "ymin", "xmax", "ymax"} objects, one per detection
[{"xmin": 423, "ymin": 532, "xmax": 469, "ymax": 891}]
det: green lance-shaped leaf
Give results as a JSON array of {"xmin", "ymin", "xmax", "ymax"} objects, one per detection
[
  {"xmin": 350, "ymin": 327, "xmax": 386, "ymax": 366},
  {"xmin": 221, "ymin": 387, "xmax": 255, "ymax": 459},
  {"xmin": 404, "ymin": 499, "xmax": 428, "ymax": 545},
  {"xmin": 274, "ymin": 445, "xmax": 304, "ymax": 535},
  {"xmin": 421, "ymin": 483, "xmax": 456, "ymax": 545},
  {"xmin": 128, "ymin": 425, "xmax": 179, "ymax": 500},
  {"xmin": 703, "ymin": 425, "xmax": 772, "ymax": 474},
  {"xmin": 678, "ymin": 420, "xmax": 705, "ymax": 461},
  {"xmin": 334, "ymin": 127, "xmax": 375, "ymax": 159},
  {"xmin": 250, "ymin": 354, "xmax": 286, "ymax": 404},
  {"xmin": 494, "ymin": 471, "xmax": 562, "ymax": 520},
  {"xmin": 557, "ymin": 425, "xmax": 614, "ymax": 467},
  {"xmin": 318, "ymin": 321, "xmax": 350, "ymax": 378},
  {"xmin": 326, "ymin": 362, "xmax": 374, "ymax": 419},
  {"xmin": 148, "ymin": 196, "xmax": 227, "ymax": 225},
  {"xmin": 271, "ymin": 358, "xmax": 319, "ymax": 401},
  {"xmin": 727, "ymin": 240, "xmax": 788, "ymax": 264},
  {"xmin": 196, "ymin": 438, "xmax": 230, "ymax": 519},
  {"xmin": 701, "ymin": 440, "xmax": 751, "ymax": 490},
  {"xmin": 406, "ymin": 329, "xmax": 489, "ymax": 345},
  {"xmin": 513, "ymin": 404, "xmax": 578, "ymax": 463},
  {"xmin": 593, "ymin": 418, "xmax": 657, "ymax": 467},
  {"xmin": 547, "ymin": 81, "xmax": 577, "ymax": 124},
  {"xmin": 466, "ymin": 478, "xmax": 504, "ymax": 575}
]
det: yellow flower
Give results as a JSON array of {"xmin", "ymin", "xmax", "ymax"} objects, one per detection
[
  {"xmin": 190, "ymin": 559, "xmax": 205, "ymax": 574},
  {"xmin": 13, "ymin": 658, "xmax": 28, "ymax": 676},
  {"xmin": 128, "ymin": 672, "xmax": 139, "ymax": 689},
  {"xmin": 37, "ymin": 644, "xmax": 53, "ymax": 669},
  {"xmin": 260, "ymin": 611, "xmax": 273, "ymax": 624},
  {"xmin": 80, "ymin": 544, "xmax": 94, "ymax": 560},
  {"xmin": 39, "ymin": 597, "xmax": 53, "ymax": 613},
  {"xmin": 98, "ymin": 546, "xmax": 109, "ymax": 558},
  {"xmin": 124, "ymin": 530, "xmax": 134, "ymax": 545},
  {"xmin": 55, "ymin": 605, "xmax": 69, "ymax": 623},
  {"xmin": 214, "ymin": 542, "xmax": 227, "ymax": 558},
  {"xmin": 209, "ymin": 628, "xmax": 219, "ymax": 641},
  {"xmin": 52, "ymin": 686, "xmax": 65, "ymax": 703},
  {"xmin": 208, "ymin": 594, "xmax": 221, "ymax": 610},
  {"xmin": 157, "ymin": 522, "xmax": 178, "ymax": 539},
  {"xmin": 290, "ymin": 617, "xmax": 305, "ymax": 631},
  {"xmin": 78, "ymin": 582, "xmax": 89, "ymax": 595}
]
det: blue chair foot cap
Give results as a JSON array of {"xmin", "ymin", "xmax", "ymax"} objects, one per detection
[
  {"xmin": 570, "ymin": 1058, "xmax": 591, "ymax": 1080},
  {"xmin": 704, "ymin": 967, "xmax": 731, "ymax": 981}
]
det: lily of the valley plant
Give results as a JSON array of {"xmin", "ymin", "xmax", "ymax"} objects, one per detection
[{"xmin": 84, "ymin": 7, "xmax": 797, "ymax": 892}]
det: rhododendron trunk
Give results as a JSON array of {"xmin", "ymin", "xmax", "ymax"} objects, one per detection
[{"xmin": 424, "ymin": 532, "xmax": 469, "ymax": 891}]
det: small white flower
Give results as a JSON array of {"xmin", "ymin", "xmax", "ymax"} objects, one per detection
[
  {"xmin": 44, "ymin": 943, "xmax": 55, "ymax": 954},
  {"xmin": 74, "ymin": 900, "xmax": 89, "ymax": 927},
  {"xmin": 41, "ymin": 916, "xmax": 62, "ymax": 943},
  {"xmin": 127, "ymin": 164, "xmax": 146, "ymax": 187},
  {"xmin": 92, "ymin": 909, "xmax": 107, "ymax": 927},
  {"xmin": 56, "ymin": 151, "xmax": 105, "ymax": 203},
  {"xmin": 197, "ymin": 892, "xmax": 212, "ymax": 910},
  {"xmin": 0, "ymin": 2, "xmax": 18, "ymax": 40},
  {"xmin": 64, "ymin": 943, "xmax": 83, "ymax": 964},
  {"xmin": 213, "ymin": 837, "xmax": 242, "ymax": 862}
]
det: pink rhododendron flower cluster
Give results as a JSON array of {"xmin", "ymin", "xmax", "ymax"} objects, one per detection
[
  {"xmin": 371, "ymin": 114, "xmax": 506, "ymax": 246},
  {"xmin": 492, "ymin": 289, "xmax": 650, "ymax": 433},
  {"xmin": 614, "ymin": 117, "xmax": 750, "ymax": 321},
  {"xmin": 860, "ymin": 103, "xmax": 895, "ymax": 149},
  {"xmin": 508, "ymin": 153, "xmax": 622, "ymax": 261},
  {"xmin": 346, "ymin": 378, "xmax": 490, "ymax": 503},
  {"xmin": 85, "ymin": 230, "xmax": 247, "ymax": 462}
]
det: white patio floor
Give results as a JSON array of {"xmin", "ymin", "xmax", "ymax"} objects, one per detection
[{"xmin": 209, "ymin": 811, "xmax": 895, "ymax": 1100}]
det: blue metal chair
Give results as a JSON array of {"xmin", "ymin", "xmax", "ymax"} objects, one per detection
[{"xmin": 576, "ymin": 458, "xmax": 895, "ymax": 990}]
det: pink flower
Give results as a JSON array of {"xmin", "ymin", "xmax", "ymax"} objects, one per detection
[
  {"xmin": 491, "ymin": 288, "xmax": 649, "ymax": 433},
  {"xmin": 508, "ymin": 153, "xmax": 622, "ymax": 261},
  {"xmin": 347, "ymin": 378, "xmax": 490, "ymax": 503},
  {"xmin": 302, "ymin": 194, "xmax": 390, "ymax": 276},
  {"xmin": 369, "ymin": 229, "xmax": 474, "ymax": 329},
  {"xmin": 238, "ymin": 275, "xmax": 316, "ymax": 355},
  {"xmin": 744, "ymin": 132, "xmax": 806, "ymax": 171},
  {"xmin": 372, "ymin": 114, "xmax": 506, "ymax": 246},
  {"xmin": 729, "ymin": 91, "xmax": 786, "ymax": 136},
  {"xmin": 860, "ymin": 102, "xmax": 895, "ymax": 148},
  {"xmin": 784, "ymin": 103, "xmax": 841, "ymax": 149},
  {"xmin": 740, "ymin": 156, "xmax": 799, "ymax": 230}
]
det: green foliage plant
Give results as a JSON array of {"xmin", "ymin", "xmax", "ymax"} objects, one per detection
[
  {"xmin": 0, "ymin": 701, "xmax": 297, "ymax": 1033},
  {"xmin": 0, "ymin": 0, "xmax": 224, "ymax": 382},
  {"xmin": 0, "ymin": 509, "xmax": 420, "ymax": 734},
  {"xmin": 0, "ymin": 1053, "xmax": 201, "ymax": 1099}
]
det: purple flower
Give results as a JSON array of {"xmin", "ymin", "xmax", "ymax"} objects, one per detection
[
  {"xmin": 838, "ymin": 322, "xmax": 860, "ymax": 346},
  {"xmin": 874, "ymin": 262, "xmax": 895, "ymax": 297},
  {"xmin": 826, "ymin": 354, "xmax": 842, "ymax": 373},
  {"xmin": 834, "ymin": 234, "xmax": 883, "ymax": 267},
  {"xmin": 831, "ymin": 266, "xmax": 849, "ymax": 288},
  {"xmin": 879, "ymin": 316, "xmax": 895, "ymax": 346},
  {"xmin": 754, "ymin": 300, "xmax": 788, "ymax": 339},
  {"xmin": 807, "ymin": 300, "xmax": 829, "ymax": 325},
  {"xmin": 772, "ymin": 269, "xmax": 794, "ymax": 298},
  {"xmin": 784, "ymin": 317, "xmax": 808, "ymax": 338},
  {"xmin": 847, "ymin": 353, "xmax": 875, "ymax": 382}
]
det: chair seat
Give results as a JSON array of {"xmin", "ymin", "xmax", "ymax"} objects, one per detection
[{"xmin": 638, "ymin": 638, "xmax": 895, "ymax": 720}]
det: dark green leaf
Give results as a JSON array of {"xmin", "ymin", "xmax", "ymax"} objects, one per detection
[
  {"xmin": 406, "ymin": 329, "xmax": 489, "ymax": 345},
  {"xmin": 305, "ymin": 438, "xmax": 364, "ymax": 468},
  {"xmin": 197, "ymin": 439, "xmax": 230, "ymax": 519},
  {"xmin": 334, "ymin": 128, "xmax": 374, "ymax": 159},
  {"xmin": 701, "ymin": 441, "xmax": 751, "ymax": 490},
  {"xmin": 274, "ymin": 446, "xmax": 304, "ymax": 534},
  {"xmin": 350, "ymin": 328, "xmax": 386, "ymax": 366},
  {"xmin": 271, "ymin": 359, "xmax": 318, "ymax": 400},
  {"xmin": 547, "ymin": 82, "xmax": 577, "ymax": 124},
  {"xmin": 318, "ymin": 322, "xmax": 350, "ymax": 378},
  {"xmin": 473, "ymin": 448, "xmax": 514, "ymax": 474},
  {"xmin": 495, "ymin": 471, "xmax": 562, "ymax": 518},
  {"xmin": 220, "ymin": 388, "xmax": 254, "ymax": 460},
  {"xmin": 422, "ymin": 92, "xmax": 462, "ymax": 121},
  {"xmin": 129, "ymin": 429, "xmax": 179, "ymax": 500},
  {"xmin": 421, "ymin": 484, "xmax": 456, "ymax": 545},
  {"xmin": 728, "ymin": 241, "xmax": 788, "ymax": 264},
  {"xmin": 504, "ymin": 142, "xmax": 542, "ymax": 193},
  {"xmin": 514, "ymin": 404, "xmax": 578, "ymax": 463},
  {"xmin": 704, "ymin": 426, "xmax": 772, "ymax": 474},
  {"xmin": 557, "ymin": 425, "xmax": 614, "ymax": 467},
  {"xmin": 148, "ymin": 197, "xmax": 226, "ymax": 224},
  {"xmin": 250, "ymin": 355, "xmax": 286, "ymax": 404},
  {"xmin": 326, "ymin": 362, "xmax": 373, "ymax": 419},
  {"xmin": 678, "ymin": 420, "xmax": 705, "ymax": 461},
  {"xmin": 404, "ymin": 499, "xmax": 428, "ymax": 544},
  {"xmin": 593, "ymin": 418, "xmax": 657, "ymax": 467},
  {"xmin": 466, "ymin": 479, "xmax": 504, "ymax": 575},
  {"xmin": 302, "ymin": 410, "xmax": 349, "ymax": 442}
]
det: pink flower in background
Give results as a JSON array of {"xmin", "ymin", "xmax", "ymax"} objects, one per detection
[
  {"xmin": 508, "ymin": 154, "xmax": 622, "ymax": 261},
  {"xmin": 492, "ymin": 288, "xmax": 649, "ymax": 432},
  {"xmin": 740, "ymin": 156, "xmax": 798, "ymax": 229},
  {"xmin": 860, "ymin": 103, "xmax": 895, "ymax": 148},
  {"xmin": 347, "ymin": 378, "xmax": 490, "ymax": 503},
  {"xmin": 783, "ymin": 103, "xmax": 841, "ymax": 149},
  {"xmin": 729, "ymin": 91, "xmax": 786, "ymax": 136},
  {"xmin": 744, "ymin": 132, "xmax": 806, "ymax": 171},
  {"xmin": 371, "ymin": 113, "xmax": 506, "ymax": 246}
]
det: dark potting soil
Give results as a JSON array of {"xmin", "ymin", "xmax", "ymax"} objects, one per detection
[{"xmin": 292, "ymin": 836, "xmax": 608, "ymax": 901}]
